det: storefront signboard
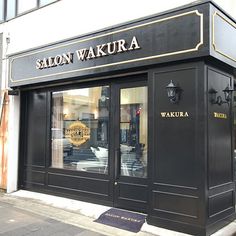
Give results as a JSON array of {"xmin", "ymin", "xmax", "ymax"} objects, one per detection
[{"xmin": 9, "ymin": 10, "xmax": 204, "ymax": 87}]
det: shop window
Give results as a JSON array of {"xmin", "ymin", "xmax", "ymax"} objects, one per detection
[
  {"xmin": 17, "ymin": 0, "xmax": 37, "ymax": 14},
  {"xmin": 51, "ymin": 86, "xmax": 109, "ymax": 174}
]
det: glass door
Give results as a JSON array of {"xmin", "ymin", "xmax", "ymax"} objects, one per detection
[
  {"xmin": 114, "ymin": 81, "xmax": 148, "ymax": 212},
  {"xmin": 49, "ymin": 79, "xmax": 148, "ymax": 212},
  {"xmin": 119, "ymin": 86, "xmax": 148, "ymax": 178}
]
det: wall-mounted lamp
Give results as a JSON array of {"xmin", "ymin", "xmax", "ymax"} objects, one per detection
[
  {"xmin": 223, "ymin": 85, "xmax": 234, "ymax": 102},
  {"xmin": 209, "ymin": 84, "xmax": 233, "ymax": 105},
  {"xmin": 166, "ymin": 80, "xmax": 181, "ymax": 104}
]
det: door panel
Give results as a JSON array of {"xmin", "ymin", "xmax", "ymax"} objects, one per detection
[
  {"xmin": 26, "ymin": 91, "xmax": 47, "ymax": 167},
  {"xmin": 114, "ymin": 82, "xmax": 148, "ymax": 213},
  {"xmin": 21, "ymin": 90, "xmax": 48, "ymax": 190}
]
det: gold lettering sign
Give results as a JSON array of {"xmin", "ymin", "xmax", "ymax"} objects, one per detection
[
  {"xmin": 160, "ymin": 112, "xmax": 189, "ymax": 118},
  {"xmin": 213, "ymin": 112, "xmax": 227, "ymax": 119},
  {"xmin": 65, "ymin": 121, "xmax": 90, "ymax": 146},
  {"xmin": 36, "ymin": 36, "xmax": 140, "ymax": 70},
  {"xmin": 104, "ymin": 213, "xmax": 141, "ymax": 223}
]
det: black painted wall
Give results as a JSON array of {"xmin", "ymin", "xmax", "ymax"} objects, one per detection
[
  {"xmin": 22, "ymin": 91, "xmax": 47, "ymax": 189},
  {"xmin": 147, "ymin": 62, "xmax": 235, "ymax": 236},
  {"xmin": 207, "ymin": 67, "xmax": 235, "ymax": 228},
  {"xmin": 26, "ymin": 91, "xmax": 47, "ymax": 167},
  {"xmin": 148, "ymin": 62, "xmax": 206, "ymax": 235}
]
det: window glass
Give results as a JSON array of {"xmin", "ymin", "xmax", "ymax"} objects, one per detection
[
  {"xmin": 6, "ymin": 0, "xmax": 16, "ymax": 20},
  {"xmin": 40, "ymin": 0, "xmax": 57, "ymax": 7},
  {"xmin": 0, "ymin": 0, "xmax": 4, "ymax": 21},
  {"xmin": 18, "ymin": 0, "xmax": 37, "ymax": 14},
  {"xmin": 51, "ymin": 86, "xmax": 109, "ymax": 174},
  {"xmin": 120, "ymin": 86, "xmax": 148, "ymax": 178}
]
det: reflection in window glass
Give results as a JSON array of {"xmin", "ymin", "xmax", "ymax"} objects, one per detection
[
  {"xmin": 6, "ymin": 0, "xmax": 16, "ymax": 20},
  {"xmin": 51, "ymin": 86, "xmax": 109, "ymax": 174},
  {"xmin": 40, "ymin": 0, "xmax": 57, "ymax": 7},
  {"xmin": 120, "ymin": 86, "xmax": 148, "ymax": 178},
  {"xmin": 18, "ymin": 0, "xmax": 37, "ymax": 14},
  {"xmin": 0, "ymin": 0, "xmax": 4, "ymax": 21}
]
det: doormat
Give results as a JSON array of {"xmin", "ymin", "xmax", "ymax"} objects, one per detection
[{"xmin": 94, "ymin": 208, "xmax": 146, "ymax": 232}]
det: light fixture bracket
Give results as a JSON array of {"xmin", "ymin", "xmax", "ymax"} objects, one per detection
[
  {"xmin": 209, "ymin": 84, "xmax": 233, "ymax": 105},
  {"xmin": 166, "ymin": 80, "xmax": 181, "ymax": 104}
]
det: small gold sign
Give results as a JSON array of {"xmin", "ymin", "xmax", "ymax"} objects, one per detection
[
  {"xmin": 65, "ymin": 121, "xmax": 90, "ymax": 146},
  {"xmin": 213, "ymin": 112, "xmax": 227, "ymax": 119},
  {"xmin": 160, "ymin": 112, "xmax": 189, "ymax": 118}
]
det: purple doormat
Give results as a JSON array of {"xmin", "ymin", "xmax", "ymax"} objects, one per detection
[{"xmin": 94, "ymin": 208, "xmax": 146, "ymax": 232}]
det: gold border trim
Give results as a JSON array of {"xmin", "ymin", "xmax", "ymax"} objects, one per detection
[
  {"xmin": 10, "ymin": 10, "xmax": 203, "ymax": 84},
  {"xmin": 212, "ymin": 11, "xmax": 236, "ymax": 62}
]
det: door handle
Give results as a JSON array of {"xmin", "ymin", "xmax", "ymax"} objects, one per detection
[
  {"xmin": 115, "ymin": 148, "xmax": 120, "ymax": 178},
  {"xmin": 115, "ymin": 148, "xmax": 120, "ymax": 157}
]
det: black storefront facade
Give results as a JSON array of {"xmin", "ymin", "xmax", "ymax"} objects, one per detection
[{"xmin": 8, "ymin": 1, "xmax": 236, "ymax": 235}]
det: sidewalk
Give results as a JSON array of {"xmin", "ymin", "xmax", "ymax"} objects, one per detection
[
  {"xmin": 0, "ymin": 190, "xmax": 236, "ymax": 236},
  {"xmin": 0, "ymin": 200, "xmax": 105, "ymax": 236}
]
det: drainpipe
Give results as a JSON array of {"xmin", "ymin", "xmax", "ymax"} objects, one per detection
[{"xmin": 0, "ymin": 90, "xmax": 9, "ymax": 191}]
